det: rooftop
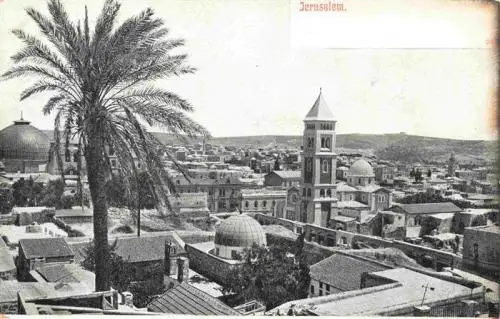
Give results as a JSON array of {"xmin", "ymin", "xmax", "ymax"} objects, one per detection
[
  {"xmin": 336, "ymin": 200, "xmax": 368, "ymax": 208},
  {"xmin": 267, "ymin": 170, "xmax": 302, "ymax": 180},
  {"xmin": 304, "ymin": 90, "xmax": 335, "ymax": 122},
  {"xmin": 113, "ymin": 233, "xmax": 185, "ymax": 263},
  {"xmin": 147, "ymin": 282, "xmax": 240, "ymax": 315},
  {"xmin": 273, "ymin": 267, "xmax": 480, "ymax": 316},
  {"xmin": 19, "ymin": 237, "xmax": 74, "ymax": 259},
  {"xmin": 396, "ymin": 202, "xmax": 462, "ymax": 215},
  {"xmin": 465, "ymin": 224, "xmax": 500, "ymax": 234},
  {"xmin": 310, "ymin": 253, "xmax": 390, "ymax": 293}
]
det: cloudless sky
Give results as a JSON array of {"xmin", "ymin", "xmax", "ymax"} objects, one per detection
[{"xmin": 0, "ymin": 0, "xmax": 497, "ymax": 140}]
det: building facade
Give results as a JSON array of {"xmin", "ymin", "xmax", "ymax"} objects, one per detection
[{"xmin": 301, "ymin": 90, "xmax": 338, "ymax": 226}]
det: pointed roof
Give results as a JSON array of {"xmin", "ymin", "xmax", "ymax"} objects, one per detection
[{"xmin": 304, "ymin": 89, "xmax": 335, "ymax": 121}]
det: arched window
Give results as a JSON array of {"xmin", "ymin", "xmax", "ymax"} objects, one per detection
[
  {"xmin": 320, "ymin": 189, "xmax": 325, "ymax": 197},
  {"xmin": 254, "ymin": 201, "xmax": 258, "ymax": 208},
  {"xmin": 321, "ymin": 137, "xmax": 325, "ymax": 148},
  {"xmin": 263, "ymin": 201, "xmax": 267, "ymax": 208},
  {"xmin": 327, "ymin": 189, "xmax": 332, "ymax": 197},
  {"xmin": 358, "ymin": 178, "xmax": 361, "ymax": 184},
  {"xmin": 245, "ymin": 201, "xmax": 249, "ymax": 208},
  {"xmin": 325, "ymin": 138, "xmax": 331, "ymax": 149},
  {"xmin": 322, "ymin": 160, "xmax": 329, "ymax": 173}
]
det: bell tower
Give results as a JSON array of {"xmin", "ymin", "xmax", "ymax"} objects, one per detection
[{"xmin": 300, "ymin": 89, "xmax": 338, "ymax": 226}]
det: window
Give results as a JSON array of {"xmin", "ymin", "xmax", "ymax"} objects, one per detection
[
  {"xmin": 65, "ymin": 150, "xmax": 71, "ymax": 162},
  {"xmin": 319, "ymin": 282, "xmax": 323, "ymax": 289},
  {"xmin": 368, "ymin": 178, "xmax": 372, "ymax": 184},
  {"xmin": 254, "ymin": 201, "xmax": 258, "ymax": 208},
  {"xmin": 272, "ymin": 200, "xmax": 276, "ymax": 207},
  {"xmin": 320, "ymin": 189, "xmax": 325, "ymax": 197},
  {"xmin": 358, "ymin": 178, "xmax": 361, "ymax": 184},
  {"xmin": 310, "ymin": 285, "xmax": 315, "ymax": 295},
  {"xmin": 303, "ymin": 188, "xmax": 306, "ymax": 196},
  {"xmin": 245, "ymin": 201, "xmax": 249, "ymax": 208},
  {"xmin": 326, "ymin": 284, "xmax": 330, "ymax": 292},
  {"xmin": 263, "ymin": 201, "xmax": 267, "ymax": 208},
  {"xmin": 327, "ymin": 189, "xmax": 332, "ymax": 197},
  {"xmin": 307, "ymin": 189, "xmax": 312, "ymax": 197},
  {"xmin": 73, "ymin": 151, "xmax": 79, "ymax": 163},
  {"xmin": 322, "ymin": 160, "xmax": 329, "ymax": 173},
  {"xmin": 231, "ymin": 250, "xmax": 239, "ymax": 259},
  {"xmin": 110, "ymin": 159, "xmax": 117, "ymax": 168},
  {"xmin": 108, "ymin": 146, "xmax": 115, "ymax": 156},
  {"xmin": 215, "ymin": 248, "xmax": 220, "ymax": 256},
  {"xmin": 319, "ymin": 290, "xmax": 323, "ymax": 296},
  {"xmin": 325, "ymin": 138, "xmax": 331, "ymax": 149}
]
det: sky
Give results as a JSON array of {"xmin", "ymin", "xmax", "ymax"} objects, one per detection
[{"xmin": 0, "ymin": 0, "xmax": 497, "ymax": 140}]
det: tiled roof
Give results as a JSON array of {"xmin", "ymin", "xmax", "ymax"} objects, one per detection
[
  {"xmin": 19, "ymin": 238, "xmax": 74, "ymax": 259},
  {"xmin": 269, "ymin": 170, "xmax": 301, "ymax": 180},
  {"xmin": 337, "ymin": 200, "xmax": 368, "ymax": 208},
  {"xmin": 310, "ymin": 254, "xmax": 390, "ymax": 291},
  {"xmin": 397, "ymin": 202, "xmax": 462, "ymax": 215},
  {"xmin": 114, "ymin": 234, "xmax": 185, "ymax": 263},
  {"xmin": 35, "ymin": 264, "xmax": 79, "ymax": 283},
  {"xmin": 147, "ymin": 282, "xmax": 240, "ymax": 315}
]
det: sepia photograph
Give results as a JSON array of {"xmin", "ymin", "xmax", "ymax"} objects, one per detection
[{"xmin": 0, "ymin": 0, "xmax": 498, "ymax": 316}]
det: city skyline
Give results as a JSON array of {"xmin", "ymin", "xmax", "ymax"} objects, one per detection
[{"xmin": 0, "ymin": 0, "xmax": 496, "ymax": 140}]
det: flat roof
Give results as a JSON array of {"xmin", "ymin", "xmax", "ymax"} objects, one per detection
[{"xmin": 310, "ymin": 268, "xmax": 476, "ymax": 316}]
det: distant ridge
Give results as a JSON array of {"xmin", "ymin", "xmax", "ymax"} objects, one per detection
[{"xmin": 42, "ymin": 130, "xmax": 495, "ymax": 164}]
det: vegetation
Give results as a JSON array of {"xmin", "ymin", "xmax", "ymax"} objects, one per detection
[
  {"xmin": 222, "ymin": 233, "xmax": 310, "ymax": 311},
  {"xmin": 81, "ymin": 240, "xmax": 165, "ymax": 307},
  {"xmin": 0, "ymin": 188, "xmax": 14, "ymax": 213},
  {"xmin": 12, "ymin": 177, "xmax": 44, "ymax": 207},
  {"xmin": 3, "ymin": 0, "xmax": 208, "ymax": 291}
]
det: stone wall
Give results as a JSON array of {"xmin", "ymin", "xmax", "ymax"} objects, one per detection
[{"xmin": 185, "ymin": 244, "xmax": 241, "ymax": 286}]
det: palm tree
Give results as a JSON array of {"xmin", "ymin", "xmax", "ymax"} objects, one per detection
[{"xmin": 2, "ymin": 0, "xmax": 209, "ymax": 291}]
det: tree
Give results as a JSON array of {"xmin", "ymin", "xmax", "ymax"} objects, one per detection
[
  {"xmin": 12, "ymin": 177, "xmax": 43, "ymax": 207},
  {"xmin": 40, "ymin": 178, "xmax": 65, "ymax": 207},
  {"xmin": 0, "ymin": 188, "xmax": 14, "ymax": 213},
  {"xmin": 3, "ymin": 0, "xmax": 209, "ymax": 291},
  {"xmin": 222, "ymin": 236, "xmax": 311, "ymax": 310}
]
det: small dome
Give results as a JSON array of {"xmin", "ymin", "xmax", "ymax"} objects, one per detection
[
  {"xmin": 0, "ymin": 119, "xmax": 50, "ymax": 161},
  {"xmin": 215, "ymin": 214, "xmax": 266, "ymax": 248},
  {"xmin": 348, "ymin": 159, "xmax": 374, "ymax": 177}
]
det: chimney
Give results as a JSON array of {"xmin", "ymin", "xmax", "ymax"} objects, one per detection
[
  {"xmin": 177, "ymin": 257, "xmax": 189, "ymax": 283},
  {"xmin": 164, "ymin": 241, "xmax": 174, "ymax": 276}
]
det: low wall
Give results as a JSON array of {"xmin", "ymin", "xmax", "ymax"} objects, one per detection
[{"xmin": 185, "ymin": 244, "xmax": 241, "ymax": 285}]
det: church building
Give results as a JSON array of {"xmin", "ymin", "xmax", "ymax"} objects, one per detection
[{"xmin": 300, "ymin": 89, "xmax": 338, "ymax": 227}]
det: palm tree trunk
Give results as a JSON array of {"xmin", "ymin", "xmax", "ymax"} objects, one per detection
[{"xmin": 85, "ymin": 133, "xmax": 110, "ymax": 291}]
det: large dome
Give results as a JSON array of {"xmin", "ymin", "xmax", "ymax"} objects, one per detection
[
  {"xmin": 215, "ymin": 214, "xmax": 267, "ymax": 248},
  {"xmin": 348, "ymin": 159, "xmax": 374, "ymax": 177},
  {"xmin": 0, "ymin": 119, "xmax": 50, "ymax": 161}
]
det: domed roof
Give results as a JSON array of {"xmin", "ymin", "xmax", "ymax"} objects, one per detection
[
  {"xmin": 214, "ymin": 214, "xmax": 267, "ymax": 248},
  {"xmin": 0, "ymin": 118, "xmax": 50, "ymax": 161},
  {"xmin": 348, "ymin": 159, "xmax": 374, "ymax": 177}
]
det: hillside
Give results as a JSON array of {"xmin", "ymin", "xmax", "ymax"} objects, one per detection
[
  {"xmin": 43, "ymin": 130, "xmax": 496, "ymax": 164},
  {"xmin": 152, "ymin": 132, "xmax": 495, "ymax": 164}
]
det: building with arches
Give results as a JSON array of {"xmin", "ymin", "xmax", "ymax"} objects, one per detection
[{"xmin": 300, "ymin": 89, "xmax": 338, "ymax": 227}]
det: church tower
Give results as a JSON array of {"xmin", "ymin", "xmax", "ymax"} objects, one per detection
[{"xmin": 300, "ymin": 89, "xmax": 338, "ymax": 226}]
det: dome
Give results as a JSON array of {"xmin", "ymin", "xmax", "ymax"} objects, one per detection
[
  {"xmin": 214, "ymin": 214, "xmax": 266, "ymax": 248},
  {"xmin": 0, "ymin": 119, "xmax": 50, "ymax": 161},
  {"xmin": 348, "ymin": 159, "xmax": 374, "ymax": 177}
]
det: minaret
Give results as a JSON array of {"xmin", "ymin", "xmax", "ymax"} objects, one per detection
[{"xmin": 300, "ymin": 89, "xmax": 338, "ymax": 226}]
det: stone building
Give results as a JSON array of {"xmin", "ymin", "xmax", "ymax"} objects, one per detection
[
  {"xmin": 240, "ymin": 188, "xmax": 287, "ymax": 216},
  {"xmin": 301, "ymin": 89, "xmax": 338, "ymax": 226},
  {"xmin": 17, "ymin": 237, "xmax": 75, "ymax": 281},
  {"xmin": 185, "ymin": 214, "xmax": 266, "ymax": 285},
  {"xmin": 264, "ymin": 170, "xmax": 301, "ymax": 187},
  {"xmin": 462, "ymin": 224, "xmax": 500, "ymax": 279},
  {"xmin": 0, "ymin": 117, "xmax": 50, "ymax": 173}
]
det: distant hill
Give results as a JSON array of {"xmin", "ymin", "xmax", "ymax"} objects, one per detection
[{"xmin": 43, "ymin": 130, "xmax": 496, "ymax": 164}]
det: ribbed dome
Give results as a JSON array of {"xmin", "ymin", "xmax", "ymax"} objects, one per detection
[
  {"xmin": 214, "ymin": 214, "xmax": 267, "ymax": 248},
  {"xmin": 348, "ymin": 159, "xmax": 374, "ymax": 177},
  {"xmin": 0, "ymin": 119, "xmax": 50, "ymax": 161}
]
